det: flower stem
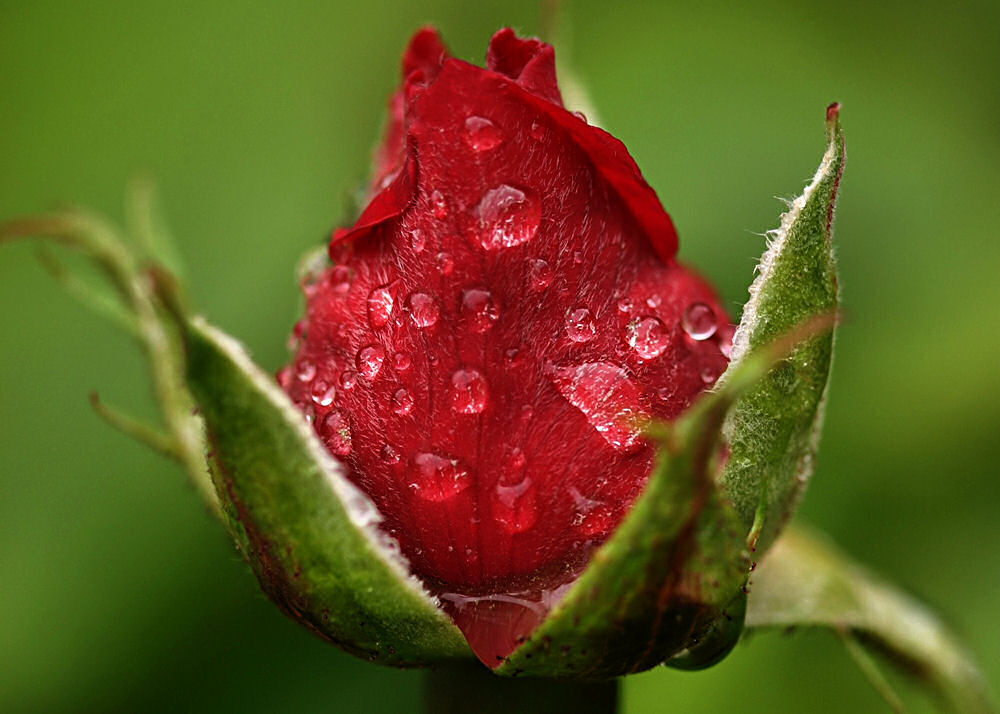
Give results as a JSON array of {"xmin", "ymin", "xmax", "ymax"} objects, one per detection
[{"xmin": 423, "ymin": 661, "xmax": 619, "ymax": 714}]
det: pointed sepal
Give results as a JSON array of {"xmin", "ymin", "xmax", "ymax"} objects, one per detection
[
  {"xmin": 719, "ymin": 104, "xmax": 846, "ymax": 553},
  {"xmin": 179, "ymin": 315, "xmax": 471, "ymax": 665}
]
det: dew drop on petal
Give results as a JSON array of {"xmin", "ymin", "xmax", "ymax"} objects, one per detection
[
  {"xmin": 617, "ymin": 297, "xmax": 633, "ymax": 314},
  {"xmin": 410, "ymin": 453, "xmax": 471, "ymax": 502},
  {"xmin": 330, "ymin": 266, "xmax": 352, "ymax": 296},
  {"xmin": 310, "ymin": 379, "xmax": 335, "ymax": 406},
  {"xmin": 356, "ymin": 344, "xmax": 386, "ymax": 380},
  {"xmin": 565, "ymin": 307, "xmax": 596, "ymax": 343},
  {"xmin": 572, "ymin": 110, "xmax": 588, "ymax": 123},
  {"xmin": 474, "ymin": 185, "xmax": 541, "ymax": 250},
  {"xmin": 407, "ymin": 292, "xmax": 440, "ymax": 328},
  {"xmin": 460, "ymin": 288, "xmax": 500, "ymax": 332},
  {"xmin": 493, "ymin": 455, "xmax": 536, "ymax": 534},
  {"xmin": 339, "ymin": 370, "xmax": 357, "ymax": 391},
  {"xmin": 464, "ymin": 115, "xmax": 503, "ymax": 152},
  {"xmin": 381, "ymin": 444, "xmax": 400, "ymax": 464},
  {"xmin": 449, "ymin": 369, "xmax": 489, "ymax": 414},
  {"xmin": 701, "ymin": 366, "xmax": 719, "ymax": 385},
  {"xmin": 528, "ymin": 258, "xmax": 552, "ymax": 291},
  {"xmin": 410, "ymin": 229, "xmax": 426, "ymax": 253},
  {"xmin": 646, "ymin": 294, "xmax": 662, "ymax": 309},
  {"xmin": 393, "ymin": 352, "xmax": 411, "ymax": 371},
  {"xmin": 296, "ymin": 359, "xmax": 316, "ymax": 383},
  {"xmin": 430, "ymin": 190, "xmax": 449, "ymax": 219},
  {"xmin": 320, "ymin": 410, "xmax": 352, "ymax": 456},
  {"xmin": 367, "ymin": 283, "xmax": 397, "ymax": 329},
  {"xmin": 392, "ymin": 387, "xmax": 414, "ymax": 416},
  {"xmin": 529, "ymin": 121, "xmax": 545, "ymax": 140},
  {"xmin": 276, "ymin": 366, "xmax": 292, "ymax": 389},
  {"xmin": 682, "ymin": 302, "xmax": 718, "ymax": 341},
  {"xmin": 627, "ymin": 316, "xmax": 670, "ymax": 360},
  {"xmin": 436, "ymin": 251, "xmax": 455, "ymax": 275},
  {"xmin": 547, "ymin": 361, "xmax": 646, "ymax": 452}
]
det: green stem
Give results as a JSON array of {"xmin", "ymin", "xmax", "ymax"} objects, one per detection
[{"xmin": 424, "ymin": 661, "xmax": 619, "ymax": 714}]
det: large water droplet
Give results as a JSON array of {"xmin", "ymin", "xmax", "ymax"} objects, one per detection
[
  {"xmin": 627, "ymin": 316, "xmax": 670, "ymax": 360},
  {"xmin": 410, "ymin": 453, "xmax": 471, "ymax": 501},
  {"xmin": 450, "ymin": 369, "xmax": 489, "ymax": 414},
  {"xmin": 464, "ymin": 115, "xmax": 503, "ymax": 152},
  {"xmin": 320, "ymin": 410, "xmax": 352, "ymax": 456},
  {"xmin": 528, "ymin": 259, "xmax": 552, "ymax": 291},
  {"xmin": 392, "ymin": 387, "xmax": 414, "ymax": 415},
  {"xmin": 461, "ymin": 288, "xmax": 500, "ymax": 333},
  {"xmin": 407, "ymin": 292, "xmax": 440, "ymax": 328},
  {"xmin": 356, "ymin": 344, "xmax": 386, "ymax": 380},
  {"xmin": 547, "ymin": 361, "xmax": 646, "ymax": 452},
  {"xmin": 310, "ymin": 379, "xmax": 335, "ymax": 406},
  {"xmin": 430, "ymin": 190, "xmax": 449, "ymax": 219},
  {"xmin": 296, "ymin": 359, "xmax": 316, "ymax": 383},
  {"xmin": 682, "ymin": 302, "xmax": 718, "ymax": 340},
  {"xmin": 474, "ymin": 185, "xmax": 541, "ymax": 250},
  {"xmin": 367, "ymin": 283, "xmax": 397, "ymax": 329},
  {"xmin": 565, "ymin": 307, "xmax": 596, "ymax": 343}
]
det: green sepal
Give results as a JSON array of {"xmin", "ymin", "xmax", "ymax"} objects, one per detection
[
  {"xmin": 495, "ymin": 392, "xmax": 747, "ymax": 679},
  {"xmin": 180, "ymin": 315, "xmax": 471, "ymax": 666},
  {"xmin": 747, "ymin": 527, "xmax": 996, "ymax": 714},
  {"xmin": 719, "ymin": 104, "xmax": 846, "ymax": 553}
]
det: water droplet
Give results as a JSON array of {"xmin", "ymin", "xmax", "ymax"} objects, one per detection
[
  {"xmin": 407, "ymin": 292, "xmax": 439, "ymax": 328},
  {"xmin": 474, "ymin": 185, "xmax": 541, "ymax": 250},
  {"xmin": 682, "ymin": 302, "xmax": 718, "ymax": 341},
  {"xmin": 276, "ymin": 366, "xmax": 292, "ymax": 389},
  {"xmin": 436, "ymin": 251, "xmax": 455, "ymax": 275},
  {"xmin": 460, "ymin": 288, "xmax": 499, "ymax": 332},
  {"xmin": 720, "ymin": 340, "xmax": 732, "ymax": 359},
  {"xmin": 572, "ymin": 110, "xmax": 588, "ymax": 123},
  {"xmin": 494, "ymin": 461, "xmax": 536, "ymax": 534},
  {"xmin": 310, "ymin": 379, "xmax": 335, "ymax": 406},
  {"xmin": 356, "ymin": 344, "xmax": 386, "ymax": 380},
  {"xmin": 392, "ymin": 352, "xmax": 411, "ymax": 372},
  {"xmin": 646, "ymin": 294, "xmax": 662, "ymax": 309},
  {"xmin": 430, "ymin": 190, "xmax": 449, "ymax": 219},
  {"xmin": 410, "ymin": 229, "xmax": 426, "ymax": 253},
  {"xmin": 701, "ymin": 366, "xmax": 719, "ymax": 385},
  {"xmin": 320, "ymin": 410, "xmax": 352, "ymax": 456},
  {"xmin": 339, "ymin": 370, "xmax": 357, "ymax": 391},
  {"xmin": 529, "ymin": 120, "xmax": 545, "ymax": 140},
  {"xmin": 617, "ymin": 297, "xmax": 633, "ymax": 314},
  {"xmin": 464, "ymin": 115, "xmax": 503, "ymax": 151},
  {"xmin": 330, "ymin": 266, "xmax": 352, "ymax": 296},
  {"xmin": 296, "ymin": 359, "xmax": 317, "ymax": 382},
  {"xmin": 565, "ymin": 307, "xmax": 596, "ymax": 343},
  {"xmin": 449, "ymin": 369, "xmax": 489, "ymax": 414},
  {"xmin": 547, "ymin": 362, "xmax": 646, "ymax": 452},
  {"xmin": 656, "ymin": 386, "xmax": 673, "ymax": 402},
  {"xmin": 367, "ymin": 283, "xmax": 397, "ymax": 329},
  {"xmin": 381, "ymin": 444, "xmax": 400, "ymax": 464},
  {"xmin": 392, "ymin": 387, "xmax": 414, "ymax": 415},
  {"xmin": 627, "ymin": 316, "xmax": 670, "ymax": 360},
  {"xmin": 528, "ymin": 258, "xmax": 552, "ymax": 291},
  {"xmin": 410, "ymin": 453, "xmax": 471, "ymax": 501},
  {"xmin": 573, "ymin": 250, "xmax": 583, "ymax": 265}
]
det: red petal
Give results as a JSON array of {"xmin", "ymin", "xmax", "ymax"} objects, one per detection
[{"xmin": 289, "ymin": 27, "xmax": 722, "ymax": 666}]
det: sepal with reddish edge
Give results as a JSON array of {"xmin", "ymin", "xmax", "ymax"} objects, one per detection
[{"xmin": 178, "ymin": 314, "xmax": 471, "ymax": 666}]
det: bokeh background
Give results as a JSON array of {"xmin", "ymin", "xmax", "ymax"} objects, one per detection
[{"xmin": 2, "ymin": 1, "xmax": 998, "ymax": 712}]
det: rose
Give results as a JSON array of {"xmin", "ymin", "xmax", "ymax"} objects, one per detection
[{"xmin": 278, "ymin": 27, "xmax": 735, "ymax": 667}]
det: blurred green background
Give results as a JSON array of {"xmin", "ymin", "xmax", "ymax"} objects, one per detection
[{"xmin": 2, "ymin": 1, "xmax": 998, "ymax": 712}]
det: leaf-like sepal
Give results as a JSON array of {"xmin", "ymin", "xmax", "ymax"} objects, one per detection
[
  {"xmin": 181, "ymin": 316, "xmax": 470, "ymax": 665},
  {"xmin": 720, "ymin": 104, "xmax": 845, "ymax": 552}
]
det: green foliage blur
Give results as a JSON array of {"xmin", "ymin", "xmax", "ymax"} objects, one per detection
[{"xmin": 2, "ymin": 1, "xmax": 997, "ymax": 711}]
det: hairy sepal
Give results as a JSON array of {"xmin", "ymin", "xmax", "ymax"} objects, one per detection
[
  {"xmin": 720, "ymin": 104, "xmax": 845, "ymax": 553},
  {"xmin": 182, "ymin": 316, "xmax": 470, "ymax": 665}
]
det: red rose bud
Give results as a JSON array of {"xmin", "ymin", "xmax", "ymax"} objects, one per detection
[{"xmin": 281, "ymin": 28, "xmax": 732, "ymax": 665}]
